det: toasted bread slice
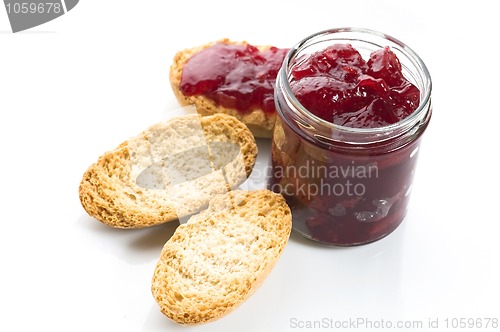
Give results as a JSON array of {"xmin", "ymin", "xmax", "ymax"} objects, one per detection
[
  {"xmin": 170, "ymin": 39, "xmax": 280, "ymax": 138},
  {"xmin": 79, "ymin": 114, "xmax": 257, "ymax": 228},
  {"xmin": 151, "ymin": 189, "xmax": 292, "ymax": 325}
]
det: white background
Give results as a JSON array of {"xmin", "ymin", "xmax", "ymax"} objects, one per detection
[{"xmin": 1, "ymin": 1, "xmax": 499, "ymax": 331}]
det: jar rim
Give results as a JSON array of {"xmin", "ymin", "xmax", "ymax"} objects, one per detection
[{"xmin": 279, "ymin": 27, "xmax": 432, "ymax": 136}]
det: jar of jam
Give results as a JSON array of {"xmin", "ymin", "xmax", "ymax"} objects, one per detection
[{"xmin": 268, "ymin": 28, "xmax": 432, "ymax": 246}]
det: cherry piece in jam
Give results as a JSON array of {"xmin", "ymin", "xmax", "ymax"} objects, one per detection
[
  {"xmin": 180, "ymin": 43, "xmax": 289, "ymax": 114},
  {"xmin": 290, "ymin": 44, "xmax": 420, "ymax": 127}
]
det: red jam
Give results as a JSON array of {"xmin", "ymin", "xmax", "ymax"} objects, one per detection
[
  {"xmin": 290, "ymin": 44, "xmax": 420, "ymax": 127},
  {"xmin": 269, "ymin": 42, "xmax": 429, "ymax": 246},
  {"xmin": 268, "ymin": 136, "xmax": 421, "ymax": 245},
  {"xmin": 180, "ymin": 43, "xmax": 289, "ymax": 113}
]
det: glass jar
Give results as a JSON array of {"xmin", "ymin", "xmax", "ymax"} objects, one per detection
[{"xmin": 268, "ymin": 28, "xmax": 432, "ymax": 246}]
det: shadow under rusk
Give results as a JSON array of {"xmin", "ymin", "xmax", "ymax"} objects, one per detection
[
  {"xmin": 76, "ymin": 214, "xmax": 180, "ymax": 264},
  {"xmin": 128, "ymin": 221, "xmax": 180, "ymax": 251}
]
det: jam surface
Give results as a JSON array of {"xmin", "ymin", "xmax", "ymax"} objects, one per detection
[
  {"xmin": 290, "ymin": 44, "xmax": 420, "ymax": 127},
  {"xmin": 180, "ymin": 43, "xmax": 289, "ymax": 113}
]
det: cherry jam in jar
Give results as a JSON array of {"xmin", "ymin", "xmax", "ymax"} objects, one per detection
[{"xmin": 268, "ymin": 28, "xmax": 432, "ymax": 246}]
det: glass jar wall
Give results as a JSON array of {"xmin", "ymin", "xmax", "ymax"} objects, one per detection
[{"xmin": 268, "ymin": 28, "xmax": 432, "ymax": 246}]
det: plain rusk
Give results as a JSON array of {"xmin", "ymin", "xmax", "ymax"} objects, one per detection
[
  {"xmin": 79, "ymin": 113, "xmax": 257, "ymax": 228},
  {"xmin": 151, "ymin": 189, "xmax": 292, "ymax": 325}
]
